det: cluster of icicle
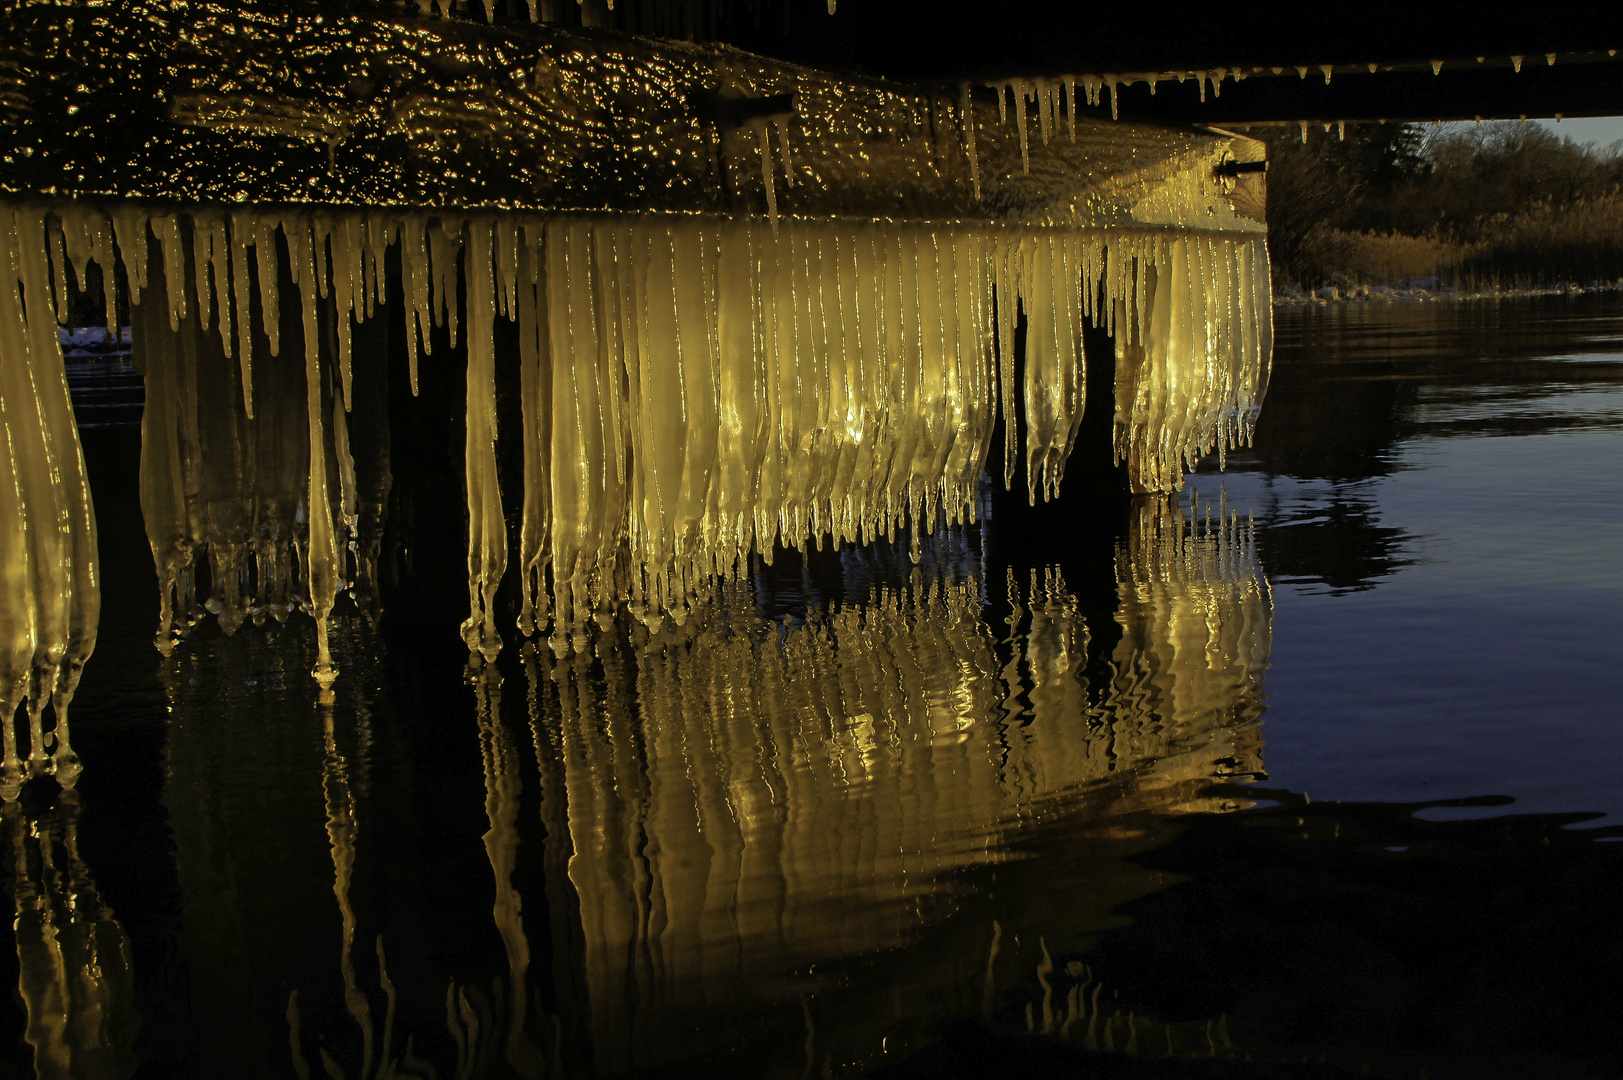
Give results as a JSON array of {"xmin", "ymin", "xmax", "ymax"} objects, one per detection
[
  {"xmin": 411, "ymin": 0, "xmax": 768, "ymax": 36},
  {"xmin": 0, "ymin": 207, "xmax": 99, "ymax": 800},
  {"xmin": 978, "ymin": 75, "xmax": 1116, "ymax": 181},
  {"xmin": 5, "ymin": 202, "xmax": 1269, "ymax": 684},
  {"xmin": 969, "ymin": 66, "xmax": 1299, "ymax": 140},
  {"xmin": 959, "ymin": 73, "xmax": 1228, "ymax": 190},
  {"xmin": 965, "ymin": 71, "xmax": 1243, "ymax": 182},
  {"xmin": 124, "ymin": 206, "xmax": 395, "ymax": 691}
]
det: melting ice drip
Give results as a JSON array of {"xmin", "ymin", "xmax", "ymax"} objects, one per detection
[{"xmin": 1, "ymin": 202, "xmax": 1269, "ymax": 690}]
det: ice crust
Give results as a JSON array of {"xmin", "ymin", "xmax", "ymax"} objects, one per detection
[{"xmin": 1, "ymin": 203, "xmax": 1270, "ymax": 692}]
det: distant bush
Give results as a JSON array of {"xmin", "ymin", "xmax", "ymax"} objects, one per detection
[{"xmin": 1241, "ymin": 121, "xmax": 1623, "ymax": 293}]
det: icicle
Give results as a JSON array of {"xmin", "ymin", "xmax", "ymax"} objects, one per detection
[
  {"xmin": 150, "ymin": 217, "xmax": 189, "ymax": 332},
  {"xmin": 401, "ymin": 214, "xmax": 430, "ymax": 395},
  {"xmin": 774, "ymin": 119, "xmax": 795, "ymax": 187},
  {"xmin": 284, "ymin": 219, "xmax": 341, "ymax": 689},
  {"xmin": 954, "ymin": 81, "xmax": 980, "ymax": 198},
  {"xmin": 1105, "ymin": 76, "xmax": 1119, "ymax": 121},
  {"xmin": 47, "ymin": 219, "xmax": 70, "ymax": 320},
  {"xmin": 757, "ymin": 124, "xmax": 779, "ymax": 231},
  {"xmin": 1012, "ymin": 81, "xmax": 1031, "ymax": 173},
  {"xmin": 429, "ymin": 219, "xmax": 463, "ymax": 349},
  {"xmin": 364, "ymin": 215, "xmax": 392, "ymax": 321},
  {"xmin": 327, "ymin": 217, "xmax": 356, "ymax": 412},
  {"xmin": 994, "ymin": 233, "xmax": 1019, "ymax": 488},
  {"xmin": 1062, "ymin": 76, "xmax": 1077, "ymax": 141},
  {"xmin": 227, "ymin": 214, "xmax": 255, "ymax": 416},
  {"xmin": 461, "ymin": 219, "xmax": 507, "ymax": 662},
  {"xmin": 1, "ymin": 206, "xmax": 101, "ymax": 793},
  {"xmin": 112, "ymin": 209, "xmax": 149, "ymax": 309},
  {"xmin": 494, "ymin": 216, "xmax": 519, "ymax": 318},
  {"xmin": 1319, "ymin": 64, "xmax": 1334, "ymax": 85},
  {"xmin": 189, "ymin": 212, "xmax": 217, "ymax": 337},
  {"xmin": 53, "ymin": 210, "xmax": 98, "ymax": 330},
  {"xmin": 516, "ymin": 226, "xmax": 550, "ymax": 637}
]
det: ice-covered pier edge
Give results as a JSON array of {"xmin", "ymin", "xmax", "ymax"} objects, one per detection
[{"xmin": 0, "ymin": 3, "xmax": 1270, "ymax": 711}]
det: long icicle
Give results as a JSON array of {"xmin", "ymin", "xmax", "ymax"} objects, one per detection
[
  {"xmin": 12, "ymin": 203, "xmax": 1271, "ymax": 672},
  {"xmin": 461, "ymin": 219, "xmax": 506, "ymax": 662}
]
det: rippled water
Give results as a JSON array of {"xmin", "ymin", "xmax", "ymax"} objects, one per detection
[{"xmin": 4, "ymin": 296, "xmax": 1621, "ymax": 1079}]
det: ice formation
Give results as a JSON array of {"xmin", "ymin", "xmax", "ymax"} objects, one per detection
[
  {"xmin": 122, "ymin": 208, "xmax": 395, "ymax": 688},
  {"xmin": 0, "ymin": 207, "xmax": 100, "ymax": 798},
  {"xmin": 3, "ymin": 202, "xmax": 1269, "ymax": 683}
]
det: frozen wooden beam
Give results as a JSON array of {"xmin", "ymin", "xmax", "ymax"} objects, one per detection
[{"xmin": 0, "ymin": 1, "xmax": 1263, "ymax": 231}]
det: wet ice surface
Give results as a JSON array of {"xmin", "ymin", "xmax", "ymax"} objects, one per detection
[{"xmin": 1190, "ymin": 295, "xmax": 1623, "ymax": 823}]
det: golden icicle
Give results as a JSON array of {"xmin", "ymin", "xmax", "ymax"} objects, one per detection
[{"xmin": 2, "ymin": 202, "xmax": 1270, "ymax": 678}]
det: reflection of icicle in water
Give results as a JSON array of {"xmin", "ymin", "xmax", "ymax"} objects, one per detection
[
  {"xmin": 315, "ymin": 698, "xmax": 375, "ymax": 1079},
  {"xmin": 471, "ymin": 665, "xmax": 550, "ymax": 1078},
  {"xmin": 0, "ymin": 207, "xmax": 101, "ymax": 798},
  {"xmin": 526, "ymin": 501, "xmax": 1269, "ymax": 1074},
  {"xmin": 1108, "ymin": 495, "xmax": 1272, "ymax": 757},
  {"xmin": 286, "ymin": 681, "xmax": 495, "ymax": 1080},
  {"xmin": 289, "ymin": 662, "xmax": 556, "ymax": 1080},
  {"xmin": 2, "ymin": 793, "xmax": 139, "ymax": 1080},
  {"xmin": 5, "ymin": 203, "xmax": 1269, "ymax": 675}
]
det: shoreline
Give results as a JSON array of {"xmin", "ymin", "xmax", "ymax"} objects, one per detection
[{"xmin": 1274, "ymin": 280, "xmax": 1623, "ymax": 306}]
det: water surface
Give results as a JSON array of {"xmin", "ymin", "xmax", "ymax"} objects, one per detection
[{"xmin": 3, "ymin": 295, "xmax": 1621, "ymax": 1080}]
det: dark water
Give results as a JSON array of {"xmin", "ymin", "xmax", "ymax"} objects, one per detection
[{"xmin": 4, "ymin": 296, "xmax": 1622, "ymax": 1080}]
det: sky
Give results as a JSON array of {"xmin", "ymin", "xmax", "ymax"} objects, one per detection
[
  {"xmin": 1433, "ymin": 115, "xmax": 1623, "ymax": 148},
  {"xmin": 1531, "ymin": 115, "xmax": 1623, "ymax": 147}
]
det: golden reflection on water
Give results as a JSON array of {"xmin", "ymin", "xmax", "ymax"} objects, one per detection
[
  {"xmin": 3, "ymin": 496, "xmax": 1269, "ymax": 1077},
  {"xmin": 2, "ymin": 794, "xmax": 138, "ymax": 1080},
  {"xmin": 469, "ymin": 668, "xmax": 553, "ymax": 1080},
  {"xmin": 529, "ymin": 496, "xmax": 1268, "ymax": 1074}
]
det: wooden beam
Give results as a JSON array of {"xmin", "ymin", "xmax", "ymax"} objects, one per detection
[{"xmin": 0, "ymin": 1, "xmax": 1262, "ymax": 232}]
